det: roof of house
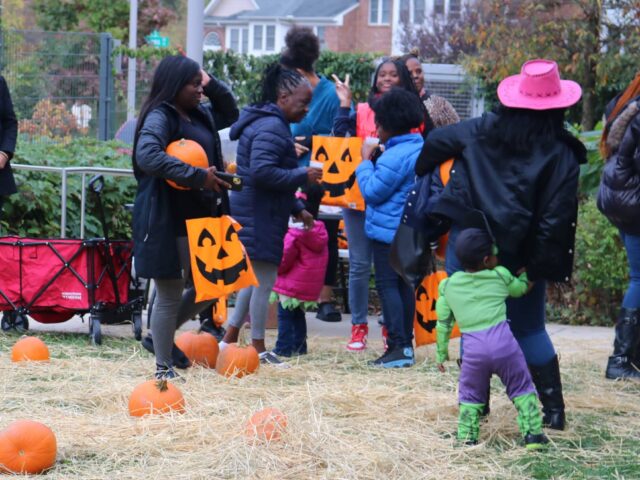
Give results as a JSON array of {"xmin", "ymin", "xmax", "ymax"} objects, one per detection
[{"xmin": 207, "ymin": 0, "xmax": 359, "ymax": 21}]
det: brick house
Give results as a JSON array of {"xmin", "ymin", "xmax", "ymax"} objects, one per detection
[{"xmin": 203, "ymin": 0, "xmax": 466, "ymax": 56}]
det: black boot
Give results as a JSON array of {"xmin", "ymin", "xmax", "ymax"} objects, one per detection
[
  {"xmin": 605, "ymin": 308, "xmax": 640, "ymax": 381},
  {"xmin": 529, "ymin": 355, "xmax": 565, "ymax": 430},
  {"xmin": 141, "ymin": 335, "xmax": 191, "ymax": 370}
]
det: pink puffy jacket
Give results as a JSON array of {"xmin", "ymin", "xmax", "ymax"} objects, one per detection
[{"xmin": 272, "ymin": 221, "xmax": 329, "ymax": 302}]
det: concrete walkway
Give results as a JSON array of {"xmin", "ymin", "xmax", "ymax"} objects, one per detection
[{"xmin": 20, "ymin": 309, "xmax": 614, "ymax": 353}]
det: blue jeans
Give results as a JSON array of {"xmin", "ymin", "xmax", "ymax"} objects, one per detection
[
  {"xmin": 273, "ymin": 304, "xmax": 307, "ymax": 357},
  {"xmin": 372, "ymin": 240, "xmax": 415, "ymax": 349},
  {"xmin": 445, "ymin": 224, "xmax": 555, "ymax": 366},
  {"xmin": 621, "ymin": 232, "xmax": 640, "ymax": 309},
  {"xmin": 343, "ymin": 208, "xmax": 373, "ymax": 325}
]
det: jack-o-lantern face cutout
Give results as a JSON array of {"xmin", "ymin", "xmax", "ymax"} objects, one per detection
[
  {"xmin": 413, "ymin": 270, "xmax": 461, "ymax": 346},
  {"xmin": 311, "ymin": 136, "xmax": 365, "ymax": 211},
  {"xmin": 195, "ymin": 223, "xmax": 248, "ymax": 286},
  {"xmin": 186, "ymin": 216, "xmax": 258, "ymax": 302}
]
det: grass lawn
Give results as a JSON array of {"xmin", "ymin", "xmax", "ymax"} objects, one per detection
[{"xmin": 0, "ymin": 329, "xmax": 638, "ymax": 479}]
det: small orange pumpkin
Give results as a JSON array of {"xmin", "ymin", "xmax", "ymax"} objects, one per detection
[
  {"xmin": 128, "ymin": 379, "xmax": 185, "ymax": 417},
  {"xmin": 11, "ymin": 337, "xmax": 50, "ymax": 362},
  {"xmin": 175, "ymin": 331, "xmax": 219, "ymax": 368},
  {"xmin": 0, "ymin": 420, "xmax": 57, "ymax": 474},
  {"xmin": 165, "ymin": 138, "xmax": 209, "ymax": 190},
  {"xmin": 245, "ymin": 407, "xmax": 287, "ymax": 442},
  {"xmin": 215, "ymin": 344, "xmax": 259, "ymax": 378}
]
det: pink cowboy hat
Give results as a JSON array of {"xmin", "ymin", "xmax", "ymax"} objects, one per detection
[{"xmin": 497, "ymin": 59, "xmax": 582, "ymax": 110}]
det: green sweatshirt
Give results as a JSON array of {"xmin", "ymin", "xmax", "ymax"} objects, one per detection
[{"xmin": 435, "ymin": 266, "xmax": 529, "ymax": 363}]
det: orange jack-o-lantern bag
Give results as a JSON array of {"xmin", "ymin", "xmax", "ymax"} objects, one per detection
[
  {"xmin": 186, "ymin": 215, "xmax": 258, "ymax": 302},
  {"xmin": 311, "ymin": 136, "xmax": 365, "ymax": 211},
  {"xmin": 414, "ymin": 270, "xmax": 461, "ymax": 346}
]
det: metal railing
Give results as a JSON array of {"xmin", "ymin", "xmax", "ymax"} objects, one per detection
[{"xmin": 11, "ymin": 164, "xmax": 134, "ymax": 239}]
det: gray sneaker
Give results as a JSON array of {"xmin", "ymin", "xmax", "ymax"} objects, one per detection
[{"xmin": 259, "ymin": 351, "xmax": 291, "ymax": 369}]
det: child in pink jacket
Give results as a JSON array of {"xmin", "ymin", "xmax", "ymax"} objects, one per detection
[{"xmin": 272, "ymin": 185, "xmax": 328, "ymax": 356}]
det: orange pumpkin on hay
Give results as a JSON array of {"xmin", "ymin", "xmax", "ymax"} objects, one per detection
[
  {"xmin": 11, "ymin": 337, "xmax": 50, "ymax": 362},
  {"xmin": 175, "ymin": 330, "xmax": 219, "ymax": 368},
  {"xmin": 245, "ymin": 407, "xmax": 287, "ymax": 442},
  {"xmin": 215, "ymin": 344, "xmax": 259, "ymax": 378},
  {"xmin": 165, "ymin": 138, "xmax": 209, "ymax": 190},
  {"xmin": 128, "ymin": 379, "xmax": 185, "ymax": 417},
  {"xmin": 0, "ymin": 420, "xmax": 57, "ymax": 474}
]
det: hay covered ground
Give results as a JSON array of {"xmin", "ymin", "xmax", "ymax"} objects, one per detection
[{"xmin": 0, "ymin": 327, "xmax": 639, "ymax": 480}]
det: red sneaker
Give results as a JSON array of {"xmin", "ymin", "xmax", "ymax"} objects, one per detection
[
  {"xmin": 381, "ymin": 326, "xmax": 389, "ymax": 352},
  {"xmin": 347, "ymin": 324, "xmax": 368, "ymax": 351}
]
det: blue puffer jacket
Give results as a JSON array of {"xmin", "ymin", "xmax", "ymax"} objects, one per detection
[
  {"xmin": 229, "ymin": 103, "xmax": 308, "ymax": 265},
  {"xmin": 356, "ymin": 133, "xmax": 424, "ymax": 244}
]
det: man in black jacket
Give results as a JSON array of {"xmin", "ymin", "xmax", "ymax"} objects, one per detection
[{"xmin": 0, "ymin": 75, "xmax": 18, "ymax": 220}]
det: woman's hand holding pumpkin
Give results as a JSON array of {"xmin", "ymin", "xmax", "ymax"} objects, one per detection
[
  {"xmin": 203, "ymin": 166, "xmax": 231, "ymax": 192},
  {"xmin": 306, "ymin": 167, "xmax": 322, "ymax": 184},
  {"xmin": 331, "ymin": 74, "xmax": 352, "ymax": 108}
]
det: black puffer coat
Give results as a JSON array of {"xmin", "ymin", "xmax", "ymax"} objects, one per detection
[
  {"xmin": 416, "ymin": 112, "xmax": 586, "ymax": 282},
  {"xmin": 597, "ymin": 97, "xmax": 640, "ymax": 236},
  {"xmin": 132, "ymin": 77, "xmax": 239, "ymax": 279},
  {"xmin": 0, "ymin": 76, "xmax": 17, "ymax": 196}
]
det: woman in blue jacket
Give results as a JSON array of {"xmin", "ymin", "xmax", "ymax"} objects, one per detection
[
  {"xmin": 219, "ymin": 64, "xmax": 322, "ymax": 367},
  {"xmin": 356, "ymin": 88, "xmax": 425, "ymax": 368}
]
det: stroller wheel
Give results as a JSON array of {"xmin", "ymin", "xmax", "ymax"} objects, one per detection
[
  {"xmin": 1, "ymin": 312, "xmax": 15, "ymax": 332},
  {"xmin": 132, "ymin": 312, "xmax": 143, "ymax": 341},
  {"xmin": 89, "ymin": 316, "xmax": 102, "ymax": 346},
  {"xmin": 14, "ymin": 314, "xmax": 29, "ymax": 333}
]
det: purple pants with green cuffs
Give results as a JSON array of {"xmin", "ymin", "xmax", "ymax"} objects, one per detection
[{"xmin": 459, "ymin": 321, "xmax": 536, "ymax": 404}]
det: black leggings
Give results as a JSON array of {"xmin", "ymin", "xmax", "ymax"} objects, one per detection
[{"xmin": 321, "ymin": 218, "xmax": 339, "ymax": 287}]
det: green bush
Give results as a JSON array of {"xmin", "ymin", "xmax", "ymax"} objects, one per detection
[
  {"xmin": 2, "ymin": 137, "xmax": 136, "ymax": 239},
  {"xmin": 203, "ymin": 50, "xmax": 379, "ymax": 107},
  {"xmin": 547, "ymin": 198, "xmax": 628, "ymax": 326}
]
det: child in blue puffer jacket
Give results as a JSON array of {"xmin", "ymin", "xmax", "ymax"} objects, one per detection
[{"xmin": 356, "ymin": 87, "xmax": 425, "ymax": 368}]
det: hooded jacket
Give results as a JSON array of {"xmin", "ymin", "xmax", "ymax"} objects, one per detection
[
  {"xmin": 356, "ymin": 133, "xmax": 424, "ymax": 243},
  {"xmin": 416, "ymin": 112, "xmax": 586, "ymax": 282},
  {"xmin": 597, "ymin": 96, "xmax": 640, "ymax": 235},
  {"xmin": 229, "ymin": 103, "xmax": 307, "ymax": 266},
  {"xmin": 272, "ymin": 221, "xmax": 329, "ymax": 301},
  {"xmin": 132, "ymin": 77, "xmax": 238, "ymax": 279}
]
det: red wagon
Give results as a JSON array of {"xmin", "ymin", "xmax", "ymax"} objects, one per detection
[{"xmin": 0, "ymin": 175, "xmax": 144, "ymax": 344}]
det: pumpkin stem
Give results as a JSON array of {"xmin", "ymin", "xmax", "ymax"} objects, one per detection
[{"xmin": 155, "ymin": 379, "xmax": 169, "ymax": 392}]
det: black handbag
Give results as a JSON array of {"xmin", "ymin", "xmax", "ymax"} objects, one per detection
[{"xmin": 389, "ymin": 175, "xmax": 435, "ymax": 289}]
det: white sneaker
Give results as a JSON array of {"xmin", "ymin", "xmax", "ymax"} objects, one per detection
[{"xmin": 259, "ymin": 351, "xmax": 291, "ymax": 369}]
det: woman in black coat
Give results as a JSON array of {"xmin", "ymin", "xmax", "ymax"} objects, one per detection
[
  {"xmin": 598, "ymin": 74, "xmax": 640, "ymax": 381},
  {"xmin": 416, "ymin": 60, "xmax": 586, "ymax": 430},
  {"xmin": 0, "ymin": 75, "xmax": 18, "ymax": 219},
  {"xmin": 132, "ymin": 55, "xmax": 238, "ymax": 379}
]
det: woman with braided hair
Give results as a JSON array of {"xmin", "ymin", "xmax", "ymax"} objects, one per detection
[{"xmin": 219, "ymin": 63, "xmax": 322, "ymax": 367}]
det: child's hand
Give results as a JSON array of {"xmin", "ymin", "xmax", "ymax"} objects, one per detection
[
  {"xmin": 306, "ymin": 167, "xmax": 322, "ymax": 184},
  {"xmin": 331, "ymin": 74, "xmax": 352, "ymax": 108},
  {"xmin": 294, "ymin": 209, "xmax": 314, "ymax": 230},
  {"xmin": 526, "ymin": 281, "xmax": 535, "ymax": 293},
  {"xmin": 437, "ymin": 363, "xmax": 446, "ymax": 373},
  {"xmin": 516, "ymin": 267, "xmax": 526, "ymax": 276}
]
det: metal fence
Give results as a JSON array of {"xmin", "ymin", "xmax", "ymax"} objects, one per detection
[
  {"xmin": 0, "ymin": 29, "xmax": 118, "ymax": 142},
  {"xmin": 423, "ymin": 63, "xmax": 484, "ymax": 120}
]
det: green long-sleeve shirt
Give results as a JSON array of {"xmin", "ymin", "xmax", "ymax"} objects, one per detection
[{"xmin": 435, "ymin": 266, "xmax": 529, "ymax": 363}]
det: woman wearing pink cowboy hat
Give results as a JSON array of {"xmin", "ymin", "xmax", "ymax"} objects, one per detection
[{"xmin": 415, "ymin": 59, "xmax": 586, "ymax": 431}]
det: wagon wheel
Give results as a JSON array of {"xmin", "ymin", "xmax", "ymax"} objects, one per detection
[
  {"xmin": 14, "ymin": 314, "xmax": 29, "ymax": 333},
  {"xmin": 89, "ymin": 316, "xmax": 102, "ymax": 346},
  {"xmin": 132, "ymin": 312, "xmax": 142, "ymax": 341},
  {"xmin": 1, "ymin": 312, "xmax": 15, "ymax": 332}
]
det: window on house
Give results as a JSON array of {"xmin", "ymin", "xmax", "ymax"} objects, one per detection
[
  {"xmin": 399, "ymin": 0, "xmax": 410, "ymax": 23},
  {"xmin": 414, "ymin": 0, "xmax": 425, "ymax": 23},
  {"xmin": 204, "ymin": 32, "xmax": 221, "ymax": 49},
  {"xmin": 315, "ymin": 26, "xmax": 326, "ymax": 50},
  {"xmin": 449, "ymin": 0, "xmax": 461, "ymax": 18},
  {"xmin": 253, "ymin": 25, "xmax": 263, "ymax": 50},
  {"xmin": 369, "ymin": 0, "xmax": 391, "ymax": 24},
  {"xmin": 229, "ymin": 27, "xmax": 249, "ymax": 53},
  {"xmin": 433, "ymin": 0, "xmax": 445, "ymax": 15},
  {"xmin": 266, "ymin": 25, "xmax": 276, "ymax": 51}
]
